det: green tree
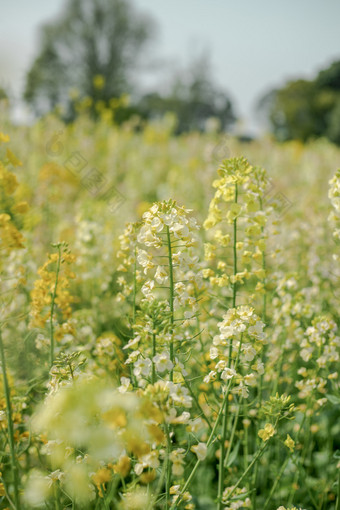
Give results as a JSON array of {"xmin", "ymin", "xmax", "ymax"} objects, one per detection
[
  {"xmin": 259, "ymin": 60, "xmax": 340, "ymax": 144},
  {"xmin": 138, "ymin": 54, "xmax": 235, "ymax": 133},
  {"xmin": 24, "ymin": 0, "xmax": 155, "ymax": 117}
]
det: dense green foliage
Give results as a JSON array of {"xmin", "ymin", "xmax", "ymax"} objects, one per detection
[{"xmin": 260, "ymin": 60, "xmax": 340, "ymax": 144}]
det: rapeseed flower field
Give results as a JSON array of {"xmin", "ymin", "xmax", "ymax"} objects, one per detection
[{"xmin": 0, "ymin": 102, "xmax": 339, "ymax": 509}]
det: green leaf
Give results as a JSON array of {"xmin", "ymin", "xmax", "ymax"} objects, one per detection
[
  {"xmin": 225, "ymin": 440, "xmax": 241, "ymax": 467},
  {"xmin": 326, "ymin": 393, "xmax": 340, "ymax": 405}
]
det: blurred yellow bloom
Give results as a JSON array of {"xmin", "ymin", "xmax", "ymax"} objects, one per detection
[
  {"xmin": 284, "ymin": 434, "xmax": 295, "ymax": 452},
  {"xmin": 0, "ymin": 162, "xmax": 18, "ymax": 194},
  {"xmin": 92, "ymin": 467, "xmax": 112, "ymax": 496},
  {"xmin": 191, "ymin": 442, "xmax": 207, "ymax": 461},
  {"xmin": 0, "ymin": 132, "xmax": 9, "ymax": 143},
  {"xmin": 93, "ymin": 74, "xmax": 105, "ymax": 90},
  {"xmin": 12, "ymin": 201, "xmax": 29, "ymax": 214},
  {"xmin": 113, "ymin": 455, "xmax": 131, "ymax": 477},
  {"xmin": 6, "ymin": 148, "xmax": 22, "ymax": 166},
  {"xmin": 258, "ymin": 423, "xmax": 275, "ymax": 442}
]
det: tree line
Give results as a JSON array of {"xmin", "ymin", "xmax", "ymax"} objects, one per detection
[{"xmin": 2, "ymin": 0, "xmax": 339, "ymax": 142}]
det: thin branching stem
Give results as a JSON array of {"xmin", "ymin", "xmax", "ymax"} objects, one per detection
[
  {"xmin": 0, "ymin": 327, "xmax": 20, "ymax": 509},
  {"xmin": 50, "ymin": 244, "xmax": 62, "ymax": 367},
  {"xmin": 166, "ymin": 226, "xmax": 175, "ymax": 381}
]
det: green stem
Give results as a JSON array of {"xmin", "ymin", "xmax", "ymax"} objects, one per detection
[
  {"xmin": 0, "ymin": 327, "xmax": 20, "ymax": 509},
  {"xmin": 166, "ymin": 226, "xmax": 175, "ymax": 382},
  {"xmin": 165, "ymin": 227, "xmax": 175, "ymax": 507},
  {"xmin": 128, "ymin": 248, "xmax": 138, "ymax": 385},
  {"xmin": 217, "ymin": 397, "xmax": 229, "ymax": 510},
  {"xmin": 252, "ymin": 416, "xmax": 280, "ymax": 509},
  {"xmin": 54, "ymin": 484, "xmax": 61, "ymax": 510},
  {"xmin": 254, "ymin": 198, "xmax": 267, "ymax": 426},
  {"xmin": 263, "ymin": 456, "xmax": 289, "ymax": 510},
  {"xmin": 152, "ymin": 453, "xmax": 167, "ymax": 506},
  {"xmin": 231, "ymin": 416, "xmax": 279, "ymax": 508},
  {"xmin": 152, "ymin": 328, "xmax": 156, "ymax": 384},
  {"xmin": 170, "ymin": 380, "xmax": 233, "ymax": 510},
  {"xmin": 165, "ymin": 424, "xmax": 172, "ymax": 508},
  {"xmin": 228, "ymin": 182, "xmax": 238, "ymax": 367},
  {"xmin": 232, "ymin": 183, "xmax": 238, "ymax": 309},
  {"xmin": 224, "ymin": 400, "xmax": 241, "ymax": 468},
  {"xmin": 194, "ymin": 286, "xmax": 205, "ymax": 352},
  {"xmin": 287, "ymin": 403, "xmax": 311, "ymax": 506},
  {"xmin": 251, "ymin": 447, "xmax": 259, "ymax": 510},
  {"xmin": 132, "ymin": 246, "xmax": 137, "ymax": 324},
  {"xmin": 183, "ymin": 377, "xmax": 212, "ymax": 432},
  {"xmin": 243, "ymin": 401, "xmax": 249, "ymax": 472},
  {"xmin": 217, "ymin": 333, "xmax": 243, "ymax": 509},
  {"xmin": 259, "ymin": 197, "xmax": 267, "ymax": 324},
  {"xmin": 290, "ymin": 456, "xmax": 319, "ymax": 509},
  {"xmin": 336, "ymin": 465, "xmax": 340, "ymax": 510},
  {"xmin": 224, "ymin": 442, "xmax": 267, "ymax": 504},
  {"xmin": 50, "ymin": 245, "xmax": 62, "ymax": 367},
  {"xmin": 271, "ymin": 342, "xmax": 284, "ymax": 396},
  {"xmin": 257, "ymin": 197, "xmax": 267, "ymax": 410}
]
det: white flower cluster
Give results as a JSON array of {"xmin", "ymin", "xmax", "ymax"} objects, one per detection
[
  {"xmin": 328, "ymin": 168, "xmax": 340, "ymax": 242},
  {"xmin": 295, "ymin": 376, "xmax": 327, "ymax": 400},
  {"xmin": 295, "ymin": 315, "xmax": 339, "ymax": 400},
  {"xmin": 138, "ymin": 201, "xmax": 198, "ymax": 246},
  {"xmin": 300, "ymin": 316, "xmax": 339, "ymax": 366},
  {"xmin": 119, "ymin": 202, "xmax": 204, "ymax": 398},
  {"xmin": 277, "ymin": 507, "xmax": 307, "ymax": 510},
  {"xmin": 222, "ymin": 486, "xmax": 251, "ymax": 510},
  {"xmin": 136, "ymin": 200, "xmax": 202, "ymax": 309},
  {"xmin": 117, "ymin": 201, "xmax": 203, "ymax": 316},
  {"xmin": 116, "ymin": 222, "xmax": 140, "ymax": 302},
  {"xmin": 204, "ymin": 306, "xmax": 265, "ymax": 398},
  {"xmin": 123, "ymin": 300, "xmax": 184, "ymax": 384},
  {"xmin": 74, "ymin": 217, "xmax": 114, "ymax": 293}
]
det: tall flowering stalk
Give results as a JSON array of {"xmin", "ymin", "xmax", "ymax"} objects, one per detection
[
  {"xmin": 118, "ymin": 200, "xmax": 202, "ymax": 385},
  {"xmin": 203, "ymin": 157, "xmax": 272, "ymax": 507},
  {"xmin": 0, "ymin": 328, "xmax": 21, "ymax": 509},
  {"xmin": 329, "ymin": 169, "xmax": 340, "ymax": 247},
  {"xmin": 207, "ymin": 306, "xmax": 266, "ymax": 509},
  {"xmin": 203, "ymin": 157, "xmax": 273, "ymax": 311},
  {"xmin": 117, "ymin": 200, "xmax": 203, "ymax": 504},
  {"xmin": 30, "ymin": 242, "xmax": 76, "ymax": 366},
  {"xmin": 166, "ymin": 224, "xmax": 175, "ymax": 380},
  {"xmin": 116, "ymin": 221, "xmax": 141, "ymax": 318},
  {"xmin": 0, "ymin": 135, "xmax": 28, "ymax": 509},
  {"xmin": 49, "ymin": 243, "xmax": 62, "ymax": 366}
]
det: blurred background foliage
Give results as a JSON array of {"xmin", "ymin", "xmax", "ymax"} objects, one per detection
[
  {"xmin": 1, "ymin": 0, "xmax": 339, "ymax": 142},
  {"xmin": 259, "ymin": 61, "xmax": 340, "ymax": 144},
  {"xmin": 20, "ymin": 0, "xmax": 236, "ymax": 133}
]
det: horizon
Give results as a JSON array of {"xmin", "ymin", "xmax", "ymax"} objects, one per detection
[{"xmin": 1, "ymin": 0, "xmax": 340, "ymax": 132}]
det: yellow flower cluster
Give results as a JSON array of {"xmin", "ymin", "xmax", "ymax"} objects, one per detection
[
  {"xmin": 204, "ymin": 305, "xmax": 265, "ymax": 399},
  {"xmin": 30, "ymin": 243, "xmax": 76, "ymax": 330},
  {"xmin": 203, "ymin": 157, "xmax": 274, "ymax": 299},
  {"xmin": 0, "ymin": 135, "xmax": 28, "ymax": 258},
  {"xmin": 284, "ymin": 434, "xmax": 295, "ymax": 452},
  {"xmin": 0, "ymin": 212, "xmax": 25, "ymax": 253},
  {"xmin": 258, "ymin": 423, "xmax": 275, "ymax": 441},
  {"xmin": 27, "ymin": 378, "xmax": 165, "ymax": 505}
]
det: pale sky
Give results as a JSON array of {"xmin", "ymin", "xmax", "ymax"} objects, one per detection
[{"xmin": 1, "ymin": 0, "xmax": 340, "ymax": 131}]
